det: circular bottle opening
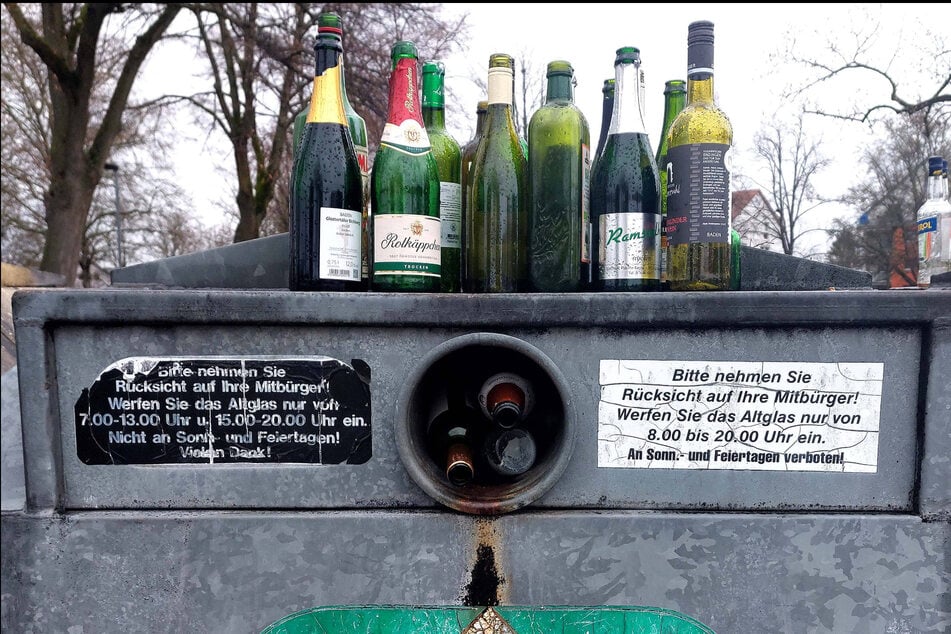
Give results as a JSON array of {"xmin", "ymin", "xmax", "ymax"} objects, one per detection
[{"xmin": 395, "ymin": 333, "xmax": 576, "ymax": 515}]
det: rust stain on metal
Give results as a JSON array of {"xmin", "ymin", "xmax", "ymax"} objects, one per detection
[{"xmin": 462, "ymin": 518, "xmax": 506, "ymax": 607}]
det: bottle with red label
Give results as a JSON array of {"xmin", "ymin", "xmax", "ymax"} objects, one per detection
[{"xmin": 370, "ymin": 41, "xmax": 441, "ymax": 292}]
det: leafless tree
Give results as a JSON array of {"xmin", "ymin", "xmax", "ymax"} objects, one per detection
[
  {"xmin": 828, "ymin": 109, "xmax": 951, "ymax": 285},
  {"xmin": 3, "ymin": 3, "xmax": 183, "ymax": 286},
  {"xmin": 178, "ymin": 3, "xmax": 468, "ymax": 241},
  {"xmin": 780, "ymin": 7, "xmax": 950, "ymax": 124},
  {"xmin": 745, "ymin": 113, "xmax": 833, "ymax": 257}
]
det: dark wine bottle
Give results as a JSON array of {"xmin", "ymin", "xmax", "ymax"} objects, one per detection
[{"xmin": 289, "ymin": 21, "xmax": 363, "ymax": 291}]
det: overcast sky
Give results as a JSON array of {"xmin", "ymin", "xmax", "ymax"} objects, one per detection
[{"xmin": 159, "ymin": 3, "xmax": 942, "ymax": 258}]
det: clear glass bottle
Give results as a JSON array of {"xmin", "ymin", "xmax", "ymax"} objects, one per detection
[
  {"xmin": 288, "ymin": 21, "xmax": 363, "ymax": 291},
  {"xmin": 655, "ymin": 79, "xmax": 686, "ymax": 290},
  {"xmin": 666, "ymin": 20, "xmax": 734, "ymax": 291},
  {"xmin": 917, "ymin": 155, "xmax": 951, "ymax": 287},
  {"xmin": 370, "ymin": 41, "xmax": 441, "ymax": 292},
  {"xmin": 527, "ymin": 60, "xmax": 592, "ymax": 292},
  {"xmin": 483, "ymin": 427, "xmax": 537, "ymax": 477},
  {"xmin": 590, "ymin": 46, "xmax": 662, "ymax": 291},
  {"xmin": 466, "ymin": 53, "xmax": 529, "ymax": 293},
  {"xmin": 422, "ymin": 61, "xmax": 463, "ymax": 293}
]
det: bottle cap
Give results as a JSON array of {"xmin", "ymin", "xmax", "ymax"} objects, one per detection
[
  {"xmin": 602, "ymin": 78, "xmax": 615, "ymax": 95},
  {"xmin": 928, "ymin": 156, "xmax": 944, "ymax": 174},
  {"xmin": 664, "ymin": 79, "xmax": 686, "ymax": 93},
  {"xmin": 546, "ymin": 60, "xmax": 574, "ymax": 77},
  {"xmin": 317, "ymin": 12, "xmax": 343, "ymax": 35},
  {"xmin": 422, "ymin": 61, "xmax": 445, "ymax": 108},
  {"xmin": 614, "ymin": 46, "xmax": 641, "ymax": 65},
  {"xmin": 688, "ymin": 20, "xmax": 715, "ymax": 46},
  {"xmin": 489, "ymin": 53, "xmax": 514, "ymax": 69},
  {"xmin": 391, "ymin": 41, "xmax": 418, "ymax": 61},
  {"xmin": 476, "ymin": 100, "xmax": 488, "ymax": 114}
]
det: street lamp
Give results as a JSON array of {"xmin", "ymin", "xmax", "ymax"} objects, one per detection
[{"xmin": 103, "ymin": 162, "xmax": 125, "ymax": 268}]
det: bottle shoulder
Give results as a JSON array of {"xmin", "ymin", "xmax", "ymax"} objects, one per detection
[{"xmin": 669, "ymin": 103, "xmax": 733, "ymax": 146}]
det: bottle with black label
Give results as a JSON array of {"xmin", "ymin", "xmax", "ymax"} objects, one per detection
[{"xmin": 666, "ymin": 20, "xmax": 734, "ymax": 291}]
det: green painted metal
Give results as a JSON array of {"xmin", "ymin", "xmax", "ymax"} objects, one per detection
[{"xmin": 262, "ymin": 605, "xmax": 716, "ymax": 633}]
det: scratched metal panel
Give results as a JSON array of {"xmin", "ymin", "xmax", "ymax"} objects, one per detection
[
  {"xmin": 1, "ymin": 512, "xmax": 947, "ymax": 634},
  {"xmin": 50, "ymin": 321, "xmax": 919, "ymax": 511}
]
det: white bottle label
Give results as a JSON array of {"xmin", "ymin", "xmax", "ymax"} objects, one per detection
[
  {"xmin": 373, "ymin": 214, "xmax": 441, "ymax": 277},
  {"xmin": 318, "ymin": 206, "xmax": 362, "ymax": 281},
  {"xmin": 440, "ymin": 182, "xmax": 462, "ymax": 249},
  {"xmin": 598, "ymin": 212, "xmax": 662, "ymax": 281}
]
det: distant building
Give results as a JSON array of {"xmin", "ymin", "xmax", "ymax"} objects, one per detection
[{"xmin": 731, "ymin": 189, "xmax": 782, "ymax": 253}]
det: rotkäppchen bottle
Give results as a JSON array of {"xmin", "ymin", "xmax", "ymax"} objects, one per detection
[{"xmin": 370, "ymin": 41, "xmax": 441, "ymax": 292}]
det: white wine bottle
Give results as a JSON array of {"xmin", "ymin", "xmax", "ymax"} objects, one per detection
[{"xmin": 666, "ymin": 20, "xmax": 733, "ymax": 291}]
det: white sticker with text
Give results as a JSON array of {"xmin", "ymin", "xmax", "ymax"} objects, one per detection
[{"xmin": 598, "ymin": 360, "xmax": 883, "ymax": 472}]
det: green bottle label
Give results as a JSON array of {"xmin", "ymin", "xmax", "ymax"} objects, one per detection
[
  {"xmin": 598, "ymin": 212, "xmax": 661, "ymax": 280},
  {"xmin": 373, "ymin": 214, "xmax": 441, "ymax": 277},
  {"xmin": 666, "ymin": 143, "xmax": 731, "ymax": 246}
]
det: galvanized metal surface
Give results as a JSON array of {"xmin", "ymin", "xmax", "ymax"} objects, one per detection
[
  {"xmin": 108, "ymin": 234, "xmax": 872, "ymax": 292},
  {"xmin": 10, "ymin": 290, "xmax": 946, "ymax": 513},
  {"xmin": 3, "ymin": 289, "xmax": 949, "ymax": 634},
  {"xmin": 2, "ymin": 511, "xmax": 947, "ymax": 634}
]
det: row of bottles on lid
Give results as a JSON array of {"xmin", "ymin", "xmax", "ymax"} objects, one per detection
[
  {"xmin": 290, "ymin": 16, "xmax": 739, "ymax": 294},
  {"xmin": 428, "ymin": 372, "xmax": 537, "ymax": 487}
]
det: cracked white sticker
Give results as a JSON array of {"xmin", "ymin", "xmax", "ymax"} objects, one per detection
[{"xmin": 598, "ymin": 360, "xmax": 883, "ymax": 472}]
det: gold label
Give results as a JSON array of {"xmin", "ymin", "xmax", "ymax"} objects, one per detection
[{"xmin": 306, "ymin": 66, "xmax": 347, "ymax": 125}]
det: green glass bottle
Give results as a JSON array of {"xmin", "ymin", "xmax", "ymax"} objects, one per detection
[
  {"xmin": 466, "ymin": 53, "xmax": 529, "ymax": 293},
  {"xmin": 422, "ymin": 61, "xmax": 463, "ymax": 293},
  {"xmin": 370, "ymin": 41, "xmax": 441, "ymax": 292},
  {"xmin": 667, "ymin": 21, "xmax": 734, "ymax": 291},
  {"xmin": 289, "ymin": 23, "xmax": 363, "ymax": 291},
  {"xmin": 730, "ymin": 228, "xmax": 741, "ymax": 290},
  {"xmin": 460, "ymin": 100, "xmax": 488, "ymax": 280},
  {"xmin": 590, "ymin": 46, "xmax": 661, "ymax": 292},
  {"xmin": 527, "ymin": 60, "xmax": 592, "ymax": 292},
  {"xmin": 655, "ymin": 79, "xmax": 686, "ymax": 290},
  {"xmin": 293, "ymin": 13, "xmax": 371, "ymax": 289},
  {"xmin": 594, "ymin": 78, "xmax": 614, "ymax": 162}
]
